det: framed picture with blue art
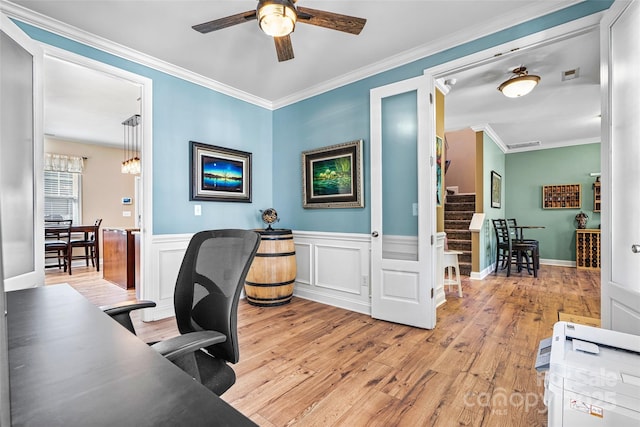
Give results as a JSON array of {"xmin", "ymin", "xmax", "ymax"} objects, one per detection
[
  {"xmin": 302, "ymin": 140, "xmax": 364, "ymax": 209},
  {"xmin": 190, "ymin": 141, "xmax": 252, "ymax": 202}
]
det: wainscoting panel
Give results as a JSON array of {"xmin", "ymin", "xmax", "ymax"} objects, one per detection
[
  {"xmin": 142, "ymin": 233, "xmax": 191, "ymax": 321},
  {"xmin": 293, "ymin": 231, "xmax": 371, "ymax": 314}
]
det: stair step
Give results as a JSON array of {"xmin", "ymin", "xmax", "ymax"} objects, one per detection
[
  {"xmin": 444, "ymin": 220, "xmax": 470, "ymax": 230},
  {"xmin": 458, "ymin": 262, "xmax": 472, "ymax": 276},
  {"xmin": 445, "ymin": 230, "xmax": 471, "ymax": 240},
  {"xmin": 444, "ymin": 202, "xmax": 475, "ymax": 212},
  {"xmin": 446, "ymin": 194, "xmax": 476, "ymax": 203},
  {"xmin": 447, "ymin": 239, "xmax": 471, "ymax": 251},
  {"xmin": 444, "ymin": 211, "xmax": 474, "ymax": 221}
]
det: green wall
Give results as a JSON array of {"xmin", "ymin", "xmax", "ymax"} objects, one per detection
[
  {"xmin": 505, "ymin": 143, "xmax": 601, "ymax": 262},
  {"xmin": 481, "ymin": 133, "xmax": 506, "ymax": 271}
]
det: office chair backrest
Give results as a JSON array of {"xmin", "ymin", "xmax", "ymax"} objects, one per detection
[{"xmin": 174, "ymin": 229, "xmax": 260, "ymax": 364}]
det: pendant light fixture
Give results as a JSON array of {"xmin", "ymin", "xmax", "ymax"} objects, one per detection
[
  {"xmin": 498, "ymin": 66, "xmax": 541, "ymax": 98},
  {"xmin": 121, "ymin": 114, "xmax": 141, "ymax": 174}
]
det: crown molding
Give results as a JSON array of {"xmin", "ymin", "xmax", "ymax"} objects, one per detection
[
  {"xmin": 2, "ymin": 0, "xmax": 586, "ymax": 111},
  {"xmin": 0, "ymin": 0, "xmax": 273, "ymax": 110},
  {"xmin": 471, "ymin": 124, "xmax": 508, "ymax": 153},
  {"xmin": 271, "ymin": 0, "xmax": 584, "ymax": 109}
]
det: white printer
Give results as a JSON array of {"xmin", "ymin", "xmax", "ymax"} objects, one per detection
[{"xmin": 540, "ymin": 322, "xmax": 640, "ymax": 426}]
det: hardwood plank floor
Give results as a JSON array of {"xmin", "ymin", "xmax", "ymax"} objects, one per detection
[{"xmin": 45, "ymin": 264, "xmax": 600, "ymax": 426}]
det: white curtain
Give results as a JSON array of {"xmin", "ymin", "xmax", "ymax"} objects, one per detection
[{"xmin": 44, "ymin": 153, "xmax": 84, "ymax": 173}]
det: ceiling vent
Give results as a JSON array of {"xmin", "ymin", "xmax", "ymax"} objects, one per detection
[
  {"xmin": 506, "ymin": 140, "xmax": 541, "ymax": 149},
  {"xmin": 561, "ymin": 68, "xmax": 580, "ymax": 81}
]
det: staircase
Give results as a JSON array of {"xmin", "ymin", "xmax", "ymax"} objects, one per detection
[{"xmin": 444, "ymin": 194, "xmax": 475, "ymax": 275}]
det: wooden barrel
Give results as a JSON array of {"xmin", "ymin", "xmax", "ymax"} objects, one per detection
[{"xmin": 244, "ymin": 229, "xmax": 296, "ymax": 307}]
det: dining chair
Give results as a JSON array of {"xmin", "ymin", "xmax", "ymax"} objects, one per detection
[
  {"xmin": 44, "ymin": 219, "xmax": 72, "ymax": 272},
  {"xmin": 506, "ymin": 218, "xmax": 540, "ymax": 270},
  {"xmin": 492, "ymin": 219, "xmax": 538, "ymax": 277},
  {"xmin": 70, "ymin": 218, "xmax": 102, "ymax": 270}
]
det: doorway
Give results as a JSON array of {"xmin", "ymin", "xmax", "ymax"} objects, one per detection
[
  {"xmin": 42, "ymin": 50, "xmax": 152, "ymax": 294},
  {"xmin": 425, "ymin": 15, "xmax": 602, "ymax": 279}
]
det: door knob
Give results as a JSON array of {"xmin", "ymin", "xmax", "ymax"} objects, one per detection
[
  {"xmin": 371, "ymin": 231, "xmax": 379, "ymax": 238},
  {"xmin": 632, "ymin": 244, "xmax": 640, "ymax": 254}
]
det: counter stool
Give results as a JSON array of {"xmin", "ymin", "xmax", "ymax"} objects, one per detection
[{"xmin": 443, "ymin": 250, "xmax": 463, "ymax": 297}]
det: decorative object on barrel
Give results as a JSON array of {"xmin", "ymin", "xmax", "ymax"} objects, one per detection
[
  {"xmin": 190, "ymin": 141, "xmax": 252, "ymax": 202},
  {"xmin": 260, "ymin": 208, "xmax": 279, "ymax": 230},
  {"xmin": 575, "ymin": 211, "xmax": 588, "ymax": 229},
  {"xmin": 245, "ymin": 228, "xmax": 297, "ymax": 307},
  {"xmin": 302, "ymin": 139, "xmax": 364, "ymax": 209}
]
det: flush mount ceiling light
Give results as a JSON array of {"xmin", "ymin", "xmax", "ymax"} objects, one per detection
[
  {"xmin": 498, "ymin": 66, "xmax": 541, "ymax": 98},
  {"xmin": 258, "ymin": 0, "xmax": 297, "ymax": 37}
]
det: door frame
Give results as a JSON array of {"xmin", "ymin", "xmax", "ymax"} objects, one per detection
[
  {"xmin": 40, "ymin": 46, "xmax": 153, "ymax": 305},
  {"xmin": 421, "ymin": 12, "xmax": 605, "ymax": 278}
]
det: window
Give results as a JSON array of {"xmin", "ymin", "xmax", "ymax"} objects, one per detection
[{"xmin": 44, "ymin": 171, "xmax": 81, "ymax": 223}]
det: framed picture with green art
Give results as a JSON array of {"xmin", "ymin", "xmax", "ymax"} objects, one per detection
[{"xmin": 302, "ymin": 140, "xmax": 364, "ymax": 209}]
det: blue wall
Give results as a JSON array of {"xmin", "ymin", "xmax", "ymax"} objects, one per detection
[
  {"xmin": 15, "ymin": 0, "xmax": 612, "ymax": 236},
  {"xmin": 15, "ymin": 22, "xmax": 273, "ymax": 235},
  {"xmin": 273, "ymin": 0, "xmax": 612, "ymax": 234}
]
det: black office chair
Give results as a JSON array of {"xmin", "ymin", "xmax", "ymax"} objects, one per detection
[{"xmin": 101, "ymin": 229, "xmax": 260, "ymax": 396}]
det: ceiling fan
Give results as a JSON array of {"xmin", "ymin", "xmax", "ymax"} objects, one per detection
[{"xmin": 192, "ymin": 0, "xmax": 367, "ymax": 62}]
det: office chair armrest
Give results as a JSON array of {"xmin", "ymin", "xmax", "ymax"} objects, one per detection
[
  {"xmin": 151, "ymin": 331, "xmax": 227, "ymax": 361},
  {"xmin": 100, "ymin": 300, "xmax": 156, "ymax": 335},
  {"xmin": 100, "ymin": 300, "xmax": 157, "ymax": 315}
]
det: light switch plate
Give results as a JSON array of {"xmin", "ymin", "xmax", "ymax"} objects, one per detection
[{"xmin": 194, "ymin": 205, "xmax": 202, "ymax": 216}]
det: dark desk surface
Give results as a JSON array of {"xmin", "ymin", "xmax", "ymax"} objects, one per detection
[{"xmin": 7, "ymin": 285, "xmax": 256, "ymax": 427}]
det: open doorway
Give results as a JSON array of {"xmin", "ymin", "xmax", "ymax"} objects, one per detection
[
  {"xmin": 428, "ymin": 16, "xmax": 601, "ymax": 280},
  {"xmin": 43, "ymin": 54, "xmax": 147, "ymax": 292}
]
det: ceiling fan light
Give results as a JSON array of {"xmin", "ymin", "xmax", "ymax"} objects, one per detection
[
  {"xmin": 498, "ymin": 67, "xmax": 541, "ymax": 98},
  {"xmin": 258, "ymin": 1, "xmax": 296, "ymax": 37}
]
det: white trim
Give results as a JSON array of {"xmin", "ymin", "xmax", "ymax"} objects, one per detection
[
  {"xmin": 2, "ymin": 0, "xmax": 586, "ymax": 110},
  {"xmin": 470, "ymin": 124, "xmax": 508, "ymax": 153},
  {"xmin": 0, "ymin": 0, "xmax": 272, "ymax": 109},
  {"xmin": 38, "ymin": 45, "xmax": 156, "ymax": 320},
  {"xmin": 272, "ymin": 0, "xmax": 584, "ymax": 109}
]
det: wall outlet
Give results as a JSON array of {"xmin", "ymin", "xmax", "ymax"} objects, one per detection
[
  {"xmin": 194, "ymin": 204, "xmax": 201, "ymax": 216},
  {"xmin": 122, "ymin": 211, "xmax": 131, "ymax": 217},
  {"xmin": 412, "ymin": 203, "xmax": 418, "ymax": 216}
]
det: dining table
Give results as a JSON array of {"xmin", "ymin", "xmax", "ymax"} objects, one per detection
[{"xmin": 45, "ymin": 223, "xmax": 100, "ymax": 275}]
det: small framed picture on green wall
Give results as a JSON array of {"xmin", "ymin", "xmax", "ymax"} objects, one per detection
[{"xmin": 491, "ymin": 171, "xmax": 502, "ymax": 209}]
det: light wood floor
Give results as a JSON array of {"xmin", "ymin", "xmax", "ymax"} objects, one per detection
[{"xmin": 45, "ymin": 264, "xmax": 600, "ymax": 426}]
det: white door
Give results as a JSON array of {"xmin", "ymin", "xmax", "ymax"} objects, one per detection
[
  {"xmin": 0, "ymin": 14, "xmax": 44, "ymax": 291},
  {"xmin": 600, "ymin": 0, "xmax": 640, "ymax": 335},
  {"xmin": 370, "ymin": 75, "xmax": 436, "ymax": 329}
]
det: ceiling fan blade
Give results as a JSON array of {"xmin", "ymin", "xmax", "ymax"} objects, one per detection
[
  {"xmin": 274, "ymin": 35, "xmax": 295, "ymax": 62},
  {"xmin": 192, "ymin": 10, "xmax": 257, "ymax": 33},
  {"xmin": 296, "ymin": 7, "xmax": 366, "ymax": 35}
]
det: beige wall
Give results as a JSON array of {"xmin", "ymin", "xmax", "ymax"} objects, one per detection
[
  {"xmin": 45, "ymin": 137, "xmax": 136, "ymax": 232},
  {"xmin": 444, "ymin": 128, "xmax": 476, "ymax": 194}
]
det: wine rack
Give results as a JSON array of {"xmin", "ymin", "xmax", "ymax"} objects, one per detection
[
  {"xmin": 542, "ymin": 184, "xmax": 581, "ymax": 209},
  {"xmin": 593, "ymin": 180, "xmax": 601, "ymax": 212},
  {"xmin": 576, "ymin": 229, "xmax": 601, "ymax": 270}
]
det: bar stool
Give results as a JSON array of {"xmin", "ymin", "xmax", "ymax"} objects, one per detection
[{"xmin": 443, "ymin": 250, "xmax": 463, "ymax": 297}]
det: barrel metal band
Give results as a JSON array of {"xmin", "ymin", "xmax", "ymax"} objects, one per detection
[
  {"xmin": 245, "ymin": 279, "xmax": 295, "ymax": 287},
  {"xmin": 247, "ymin": 295, "xmax": 293, "ymax": 301},
  {"xmin": 259, "ymin": 235, "xmax": 293, "ymax": 241},
  {"xmin": 255, "ymin": 251, "xmax": 296, "ymax": 257}
]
